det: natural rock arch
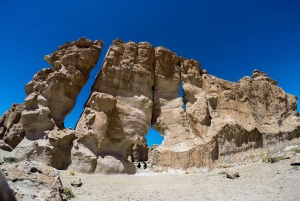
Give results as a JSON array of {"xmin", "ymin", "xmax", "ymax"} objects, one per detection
[{"xmin": 1, "ymin": 37, "xmax": 300, "ymax": 174}]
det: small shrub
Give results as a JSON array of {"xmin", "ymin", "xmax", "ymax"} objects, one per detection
[
  {"xmin": 219, "ymin": 171, "xmax": 226, "ymax": 174},
  {"xmin": 63, "ymin": 187, "xmax": 75, "ymax": 200},
  {"xmin": 293, "ymin": 166, "xmax": 299, "ymax": 170},
  {"xmin": 3, "ymin": 157, "xmax": 16, "ymax": 164},
  {"xmin": 266, "ymin": 156, "xmax": 284, "ymax": 163},
  {"xmin": 262, "ymin": 157, "xmax": 267, "ymax": 163},
  {"xmin": 293, "ymin": 148, "xmax": 300, "ymax": 153},
  {"xmin": 273, "ymin": 156, "xmax": 284, "ymax": 163},
  {"xmin": 69, "ymin": 171, "xmax": 75, "ymax": 176},
  {"xmin": 185, "ymin": 171, "xmax": 189, "ymax": 174}
]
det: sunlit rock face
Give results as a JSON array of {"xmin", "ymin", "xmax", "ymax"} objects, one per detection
[
  {"xmin": 152, "ymin": 69, "xmax": 300, "ymax": 172},
  {"xmin": 1, "ymin": 37, "xmax": 299, "ymax": 174},
  {"xmin": 7, "ymin": 37, "xmax": 103, "ymax": 169},
  {"xmin": 23, "ymin": 37, "xmax": 103, "ymax": 136},
  {"xmin": 73, "ymin": 39, "xmax": 154, "ymax": 173}
]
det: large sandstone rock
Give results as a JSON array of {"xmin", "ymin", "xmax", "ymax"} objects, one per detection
[
  {"xmin": 74, "ymin": 39, "xmax": 154, "ymax": 173},
  {"xmin": 1, "ymin": 37, "xmax": 300, "ymax": 175},
  {"xmin": 2, "ymin": 37, "xmax": 103, "ymax": 170},
  {"xmin": 1, "ymin": 161, "xmax": 66, "ymax": 201},
  {"xmin": 22, "ymin": 37, "xmax": 103, "ymax": 139},
  {"xmin": 152, "ymin": 69, "xmax": 300, "ymax": 172}
]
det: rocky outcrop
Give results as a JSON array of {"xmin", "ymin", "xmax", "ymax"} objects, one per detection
[
  {"xmin": 1, "ymin": 161, "xmax": 66, "ymax": 200},
  {"xmin": 73, "ymin": 39, "xmax": 154, "ymax": 173},
  {"xmin": 6, "ymin": 37, "xmax": 103, "ymax": 169},
  {"xmin": 22, "ymin": 37, "xmax": 103, "ymax": 139},
  {"xmin": 0, "ymin": 37, "xmax": 299, "ymax": 174},
  {"xmin": 0, "ymin": 104, "xmax": 25, "ymax": 149},
  {"xmin": 152, "ymin": 69, "xmax": 300, "ymax": 172}
]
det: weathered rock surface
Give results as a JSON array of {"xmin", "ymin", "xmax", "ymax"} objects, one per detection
[
  {"xmin": 0, "ymin": 104, "xmax": 25, "ymax": 148},
  {"xmin": 152, "ymin": 69, "xmax": 300, "ymax": 172},
  {"xmin": 22, "ymin": 37, "xmax": 103, "ymax": 139},
  {"xmin": 73, "ymin": 39, "xmax": 154, "ymax": 173},
  {"xmin": 1, "ymin": 37, "xmax": 299, "ymax": 174},
  {"xmin": 1, "ymin": 161, "xmax": 66, "ymax": 201},
  {"xmin": 4, "ymin": 38, "xmax": 104, "ymax": 170}
]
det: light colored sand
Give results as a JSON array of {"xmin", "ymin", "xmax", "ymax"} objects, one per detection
[{"xmin": 60, "ymin": 154, "xmax": 300, "ymax": 201}]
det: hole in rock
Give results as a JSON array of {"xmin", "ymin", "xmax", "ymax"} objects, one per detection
[
  {"xmin": 146, "ymin": 124, "xmax": 164, "ymax": 147},
  {"xmin": 63, "ymin": 48, "xmax": 108, "ymax": 129},
  {"xmin": 179, "ymin": 81, "xmax": 186, "ymax": 111}
]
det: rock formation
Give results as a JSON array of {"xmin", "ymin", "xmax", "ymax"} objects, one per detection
[
  {"xmin": 1, "ymin": 161, "xmax": 66, "ymax": 200},
  {"xmin": 152, "ymin": 69, "xmax": 300, "ymax": 172},
  {"xmin": 0, "ymin": 104, "xmax": 25, "ymax": 151},
  {"xmin": 0, "ymin": 37, "xmax": 299, "ymax": 174},
  {"xmin": 23, "ymin": 37, "xmax": 104, "ymax": 137},
  {"xmin": 72, "ymin": 39, "xmax": 154, "ymax": 173},
  {"xmin": 5, "ymin": 37, "xmax": 103, "ymax": 169}
]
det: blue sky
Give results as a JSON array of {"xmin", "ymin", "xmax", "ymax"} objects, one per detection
[{"xmin": 1, "ymin": 1, "xmax": 299, "ymax": 146}]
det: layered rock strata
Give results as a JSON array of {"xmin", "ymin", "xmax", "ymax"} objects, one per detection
[{"xmin": 152, "ymin": 69, "xmax": 300, "ymax": 172}]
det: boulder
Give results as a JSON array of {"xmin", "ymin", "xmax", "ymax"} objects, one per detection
[
  {"xmin": 71, "ymin": 178, "xmax": 82, "ymax": 187},
  {"xmin": 226, "ymin": 171, "xmax": 240, "ymax": 179},
  {"xmin": 0, "ymin": 140, "xmax": 13, "ymax": 151},
  {"xmin": 95, "ymin": 155, "xmax": 136, "ymax": 174},
  {"xmin": 1, "ymin": 161, "xmax": 66, "ymax": 201}
]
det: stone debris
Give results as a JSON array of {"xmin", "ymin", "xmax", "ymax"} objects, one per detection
[
  {"xmin": 226, "ymin": 171, "xmax": 240, "ymax": 179},
  {"xmin": 71, "ymin": 178, "xmax": 82, "ymax": 187}
]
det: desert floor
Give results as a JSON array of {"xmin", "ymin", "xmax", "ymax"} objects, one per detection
[{"xmin": 60, "ymin": 154, "xmax": 300, "ymax": 201}]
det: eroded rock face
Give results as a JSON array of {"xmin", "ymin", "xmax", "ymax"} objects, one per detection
[
  {"xmin": 152, "ymin": 69, "xmax": 300, "ymax": 172},
  {"xmin": 4, "ymin": 37, "xmax": 103, "ymax": 170},
  {"xmin": 22, "ymin": 37, "xmax": 103, "ymax": 139},
  {"xmin": 1, "ymin": 161, "xmax": 66, "ymax": 201},
  {"xmin": 74, "ymin": 39, "xmax": 154, "ymax": 173},
  {"xmin": 1, "ymin": 37, "xmax": 299, "ymax": 174},
  {"xmin": 0, "ymin": 104, "xmax": 25, "ymax": 149}
]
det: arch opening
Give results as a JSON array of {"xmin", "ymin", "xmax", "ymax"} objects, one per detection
[
  {"xmin": 179, "ymin": 81, "xmax": 186, "ymax": 111},
  {"xmin": 146, "ymin": 123, "xmax": 164, "ymax": 147}
]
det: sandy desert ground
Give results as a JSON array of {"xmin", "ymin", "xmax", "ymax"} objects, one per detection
[{"xmin": 60, "ymin": 154, "xmax": 300, "ymax": 201}]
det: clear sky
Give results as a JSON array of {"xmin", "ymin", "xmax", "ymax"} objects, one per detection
[{"xmin": 1, "ymin": 1, "xmax": 299, "ymax": 146}]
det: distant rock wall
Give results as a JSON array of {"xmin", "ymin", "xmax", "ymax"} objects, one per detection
[{"xmin": 1, "ymin": 37, "xmax": 299, "ymax": 174}]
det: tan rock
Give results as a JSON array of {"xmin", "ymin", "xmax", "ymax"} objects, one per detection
[
  {"xmin": 95, "ymin": 155, "xmax": 136, "ymax": 174},
  {"xmin": 74, "ymin": 39, "xmax": 154, "ymax": 173},
  {"xmin": 22, "ymin": 37, "xmax": 103, "ymax": 140}
]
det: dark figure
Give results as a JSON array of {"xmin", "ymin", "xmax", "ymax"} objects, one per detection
[
  {"xmin": 143, "ymin": 162, "xmax": 147, "ymax": 169},
  {"xmin": 137, "ymin": 162, "xmax": 141, "ymax": 169},
  {"xmin": 0, "ymin": 171, "xmax": 17, "ymax": 201}
]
